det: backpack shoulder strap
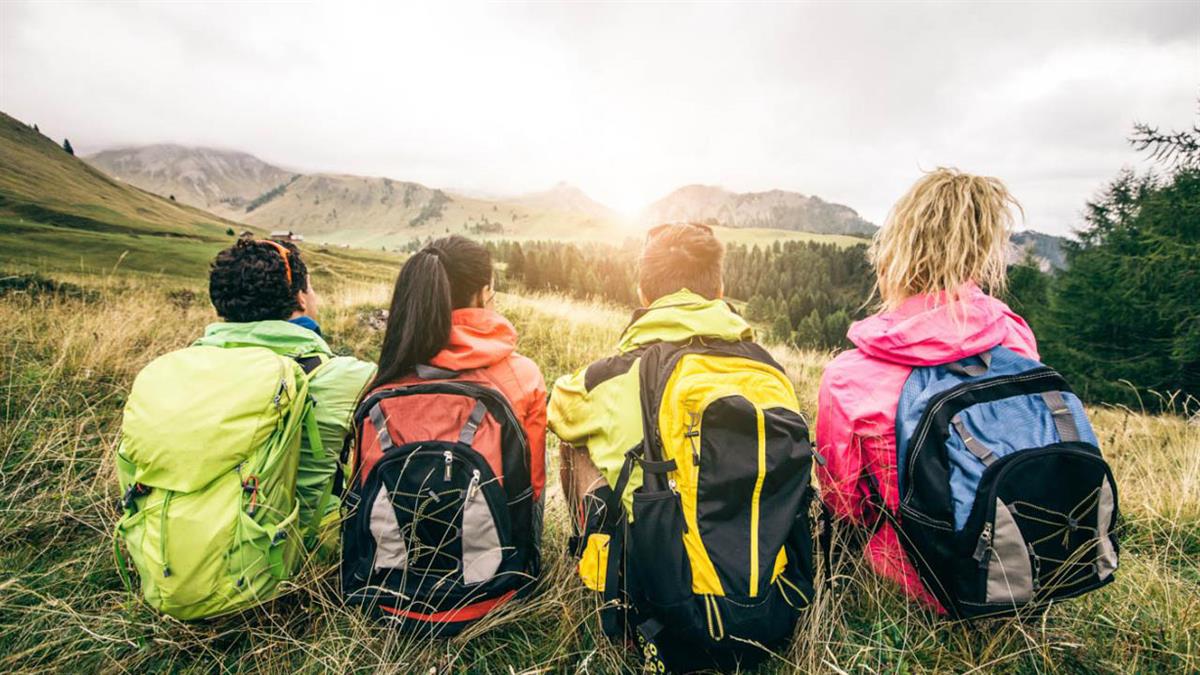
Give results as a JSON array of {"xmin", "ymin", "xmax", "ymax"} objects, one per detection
[{"xmin": 415, "ymin": 363, "xmax": 459, "ymax": 380}]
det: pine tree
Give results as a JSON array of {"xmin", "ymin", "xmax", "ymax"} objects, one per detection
[
  {"xmin": 1003, "ymin": 253, "xmax": 1050, "ymax": 333},
  {"xmin": 794, "ymin": 310, "xmax": 824, "ymax": 349},
  {"xmin": 1043, "ymin": 117, "xmax": 1200, "ymax": 407},
  {"xmin": 771, "ymin": 315, "xmax": 793, "ymax": 345}
]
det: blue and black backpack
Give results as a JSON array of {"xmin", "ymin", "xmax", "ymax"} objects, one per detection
[{"xmin": 882, "ymin": 345, "xmax": 1119, "ymax": 618}]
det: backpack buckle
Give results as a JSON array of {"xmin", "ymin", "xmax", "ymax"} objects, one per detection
[
  {"xmin": 243, "ymin": 476, "xmax": 260, "ymax": 515},
  {"xmin": 121, "ymin": 482, "xmax": 150, "ymax": 513}
]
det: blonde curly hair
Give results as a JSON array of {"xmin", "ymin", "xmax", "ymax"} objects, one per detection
[{"xmin": 870, "ymin": 167, "xmax": 1021, "ymax": 309}]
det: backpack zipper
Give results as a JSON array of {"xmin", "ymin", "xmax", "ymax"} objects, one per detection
[
  {"xmin": 467, "ymin": 469, "xmax": 481, "ymax": 501},
  {"xmin": 271, "ymin": 355, "xmax": 290, "ymax": 409},
  {"xmin": 972, "ymin": 522, "xmax": 993, "ymax": 567},
  {"xmin": 160, "ymin": 490, "xmax": 174, "ymax": 577},
  {"xmin": 667, "ymin": 477, "xmax": 689, "ymax": 533},
  {"xmin": 443, "ymin": 450, "xmax": 454, "ymax": 482},
  {"xmin": 749, "ymin": 402, "xmax": 767, "ymax": 598}
]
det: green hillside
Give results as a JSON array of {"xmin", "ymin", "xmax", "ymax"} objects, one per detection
[
  {"xmin": 0, "ymin": 113, "xmax": 237, "ymax": 238},
  {"xmin": 0, "ymin": 112, "xmax": 398, "ymax": 282}
]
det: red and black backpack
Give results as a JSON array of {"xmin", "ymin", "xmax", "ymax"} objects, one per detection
[{"xmin": 342, "ymin": 364, "xmax": 543, "ymax": 636}]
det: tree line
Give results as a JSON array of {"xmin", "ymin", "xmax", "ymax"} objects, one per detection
[{"xmin": 486, "ymin": 238, "xmax": 874, "ymax": 351}]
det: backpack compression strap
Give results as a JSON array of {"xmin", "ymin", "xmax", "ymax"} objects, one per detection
[
  {"xmin": 294, "ymin": 353, "xmax": 334, "ymax": 548},
  {"xmin": 944, "ymin": 351, "xmax": 992, "ymax": 377}
]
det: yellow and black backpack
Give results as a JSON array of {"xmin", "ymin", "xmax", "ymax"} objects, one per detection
[{"xmin": 584, "ymin": 337, "xmax": 822, "ymax": 672}]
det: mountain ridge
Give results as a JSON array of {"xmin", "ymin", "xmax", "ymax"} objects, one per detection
[
  {"xmin": 85, "ymin": 144, "xmax": 297, "ymax": 215},
  {"xmin": 80, "ymin": 143, "xmax": 1068, "ymax": 267},
  {"xmin": 641, "ymin": 183, "xmax": 878, "ymax": 237}
]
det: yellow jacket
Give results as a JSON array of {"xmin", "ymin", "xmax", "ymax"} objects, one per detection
[{"xmin": 547, "ymin": 289, "xmax": 754, "ymax": 514}]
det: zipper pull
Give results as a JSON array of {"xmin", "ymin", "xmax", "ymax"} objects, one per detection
[
  {"xmin": 668, "ymin": 478, "xmax": 689, "ymax": 533},
  {"xmin": 973, "ymin": 523, "xmax": 993, "ymax": 567},
  {"xmin": 443, "ymin": 450, "xmax": 453, "ymax": 482},
  {"xmin": 467, "ymin": 469, "xmax": 481, "ymax": 500},
  {"xmin": 812, "ymin": 447, "xmax": 827, "ymax": 466},
  {"xmin": 273, "ymin": 378, "xmax": 287, "ymax": 408},
  {"xmin": 1028, "ymin": 543, "xmax": 1041, "ymax": 591}
]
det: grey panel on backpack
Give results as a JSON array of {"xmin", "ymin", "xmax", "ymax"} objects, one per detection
[
  {"xmin": 461, "ymin": 484, "xmax": 502, "ymax": 584},
  {"xmin": 1096, "ymin": 478, "xmax": 1118, "ymax": 580},
  {"xmin": 986, "ymin": 499, "xmax": 1033, "ymax": 603},
  {"xmin": 370, "ymin": 486, "xmax": 408, "ymax": 571}
]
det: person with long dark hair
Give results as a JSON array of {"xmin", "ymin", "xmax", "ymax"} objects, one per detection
[
  {"xmin": 365, "ymin": 233, "xmax": 547, "ymax": 499},
  {"xmin": 347, "ymin": 236, "xmax": 547, "ymax": 630}
]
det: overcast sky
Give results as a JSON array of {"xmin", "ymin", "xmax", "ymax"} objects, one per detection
[{"xmin": 2, "ymin": 1, "xmax": 1197, "ymax": 234}]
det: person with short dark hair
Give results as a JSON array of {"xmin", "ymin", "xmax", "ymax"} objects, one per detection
[
  {"xmin": 197, "ymin": 239, "xmax": 376, "ymax": 549},
  {"xmin": 548, "ymin": 222, "xmax": 748, "ymax": 544}
]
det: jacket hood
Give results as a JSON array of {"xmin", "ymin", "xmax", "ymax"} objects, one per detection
[
  {"xmin": 847, "ymin": 284, "xmax": 1029, "ymax": 366},
  {"xmin": 194, "ymin": 320, "xmax": 332, "ymax": 357},
  {"xmin": 430, "ymin": 308, "xmax": 518, "ymax": 371},
  {"xmin": 617, "ymin": 289, "xmax": 754, "ymax": 353}
]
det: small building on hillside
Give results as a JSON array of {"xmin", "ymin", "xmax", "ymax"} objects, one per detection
[{"xmin": 269, "ymin": 230, "xmax": 305, "ymax": 243}]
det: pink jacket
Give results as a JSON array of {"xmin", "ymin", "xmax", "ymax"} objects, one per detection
[{"xmin": 815, "ymin": 284, "xmax": 1038, "ymax": 611}]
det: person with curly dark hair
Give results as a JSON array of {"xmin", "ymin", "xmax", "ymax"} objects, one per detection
[
  {"xmin": 209, "ymin": 239, "xmax": 318, "ymax": 327},
  {"xmin": 195, "ymin": 239, "xmax": 376, "ymax": 553}
]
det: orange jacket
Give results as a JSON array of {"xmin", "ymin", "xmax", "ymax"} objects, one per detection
[{"xmin": 421, "ymin": 308, "xmax": 548, "ymax": 498}]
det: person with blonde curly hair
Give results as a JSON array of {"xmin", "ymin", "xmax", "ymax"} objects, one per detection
[{"xmin": 816, "ymin": 168, "xmax": 1037, "ymax": 611}]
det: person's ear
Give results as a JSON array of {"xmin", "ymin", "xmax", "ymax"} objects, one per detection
[
  {"xmin": 295, "ymin": 279, "xmax": 319, "ymax": 318},
  {"xmin": 469, "ymin": 284, "xmax": 491, "ymax": 308}
]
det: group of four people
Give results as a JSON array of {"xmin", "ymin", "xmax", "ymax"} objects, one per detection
[
  {"xmin": 199, "ymin": 167, "xmax": 1030, "ymax": 613},
  {"xmin": 120, "ymin": 168, "xmax": 1050, "ymax": 662}
]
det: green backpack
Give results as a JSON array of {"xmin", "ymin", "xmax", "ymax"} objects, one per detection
[{"xmin": 114, "ymin": 344, "xmax": 326, "ymax": 620}]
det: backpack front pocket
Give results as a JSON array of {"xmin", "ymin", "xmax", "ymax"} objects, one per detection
[
  {"xmin": 694, "ymin": 396, "xmax": 812, "ymax": 599},
  {"xmin": 956, "ymin": 443, "xmax": 1118, "ymax": 612},
  {"xmin": 630, "ymin": 489, "xmax": 692, "ymax": 607},
  {"xmin": 350, "ymin": 441, "xmax": 516, "ymax": 604}
]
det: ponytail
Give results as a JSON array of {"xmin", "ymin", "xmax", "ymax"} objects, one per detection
[{"xmin": 370, "ymin": 236, "xmax": 493, "ymax": 389}]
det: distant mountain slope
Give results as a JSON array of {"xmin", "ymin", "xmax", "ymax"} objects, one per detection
[
  {"xmin": 84, "ymin": 145, "xmax": 626, "ymax": 246},
  {"xmin": 1010, "ymin": 229, "xmax": 1069, "ymax": 271},
  {"xmin": 0, "ymin": 113, "xmax": 235, "ymax": 239},
  {"xmin": 85, "ymin": 144, "xmax": 296, "ymax": 213},
  {"xmin": 642, "ymin": 184, "xmax": 877, "ymax": 237},
  {"xmin": 510, "ymin": 182, "xmax": 617, "ymax": 221},
  {"xmin": 234, "ymin": 173, "xmax": 624, "ymax": 246}
]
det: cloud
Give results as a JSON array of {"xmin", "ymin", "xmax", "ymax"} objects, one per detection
[{"xmin": 1, "ymin": 0, "xmax": 1196, "ymax": 233}]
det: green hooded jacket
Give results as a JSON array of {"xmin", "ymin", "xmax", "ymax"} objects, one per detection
[{"xmin": 192, "ymin": 320, "xmax": 376, "ymax": 542}]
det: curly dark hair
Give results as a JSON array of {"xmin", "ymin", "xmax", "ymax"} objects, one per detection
[{"xmin": 209, "ymin": 239, "xmax": 309, "ymax": 322}]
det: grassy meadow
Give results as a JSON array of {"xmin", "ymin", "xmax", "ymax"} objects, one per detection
[{"xmin": 1, "ymin": 260, "xmax": 1197, "ymax": 674}]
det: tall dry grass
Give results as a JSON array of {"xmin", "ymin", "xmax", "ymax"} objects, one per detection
[{"xmin": 0, "ymin": 273, "xmax": 1196, "ymax": 673}]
